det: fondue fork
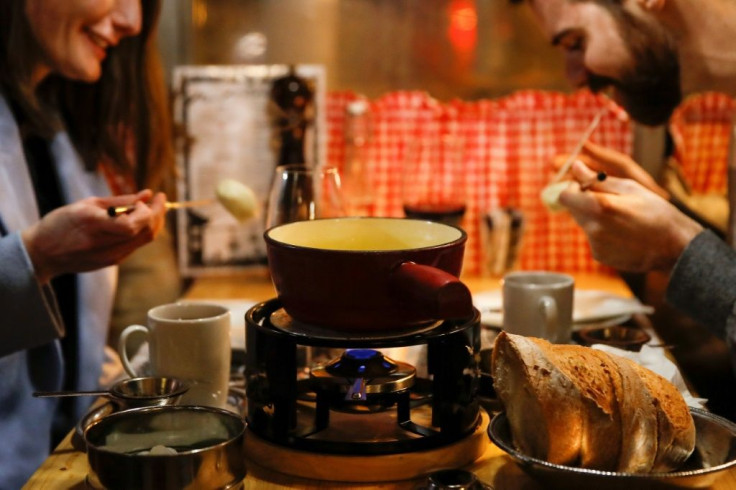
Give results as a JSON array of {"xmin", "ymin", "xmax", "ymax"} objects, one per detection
[
  {"xmin": 550, "ymin": 106, "xmax": 609, "ymax": 184},
  {"xmin": 107, "ymin": 199, "xmax": 215, "ymax": 217}
]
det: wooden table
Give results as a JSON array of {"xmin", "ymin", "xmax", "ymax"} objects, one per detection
[{"xmin": 24, "ymin": 270, "xmax": 736, "ymax": 489}]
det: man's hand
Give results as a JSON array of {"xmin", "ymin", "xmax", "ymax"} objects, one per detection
[
  {"xmin": 553, "ymin": 141, "xmax": 669, "ymax": 199},
  {"xmin": 21, "ymin": 190, "xmax": 167, "ymax": 284},
  {"xmin": 559, "ymin": 161, "xmax": 703, "ymax": 272}
]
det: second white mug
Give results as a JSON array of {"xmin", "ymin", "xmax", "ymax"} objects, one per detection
[{"xmin": 502, "ymin": 271, "xmax": 574, "ymax": 343}]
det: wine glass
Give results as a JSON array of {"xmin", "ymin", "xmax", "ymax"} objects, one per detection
[
  {"xmin": 264, "ymin": 164, "xmax": 346, "ymax": 372},
  {"xmin": 265, "ymin": 164, "xmax": 346, "ymax": 229},
  {"xmin": 401, "ymin": 134, "xmax": 466, "ymax": 228}
]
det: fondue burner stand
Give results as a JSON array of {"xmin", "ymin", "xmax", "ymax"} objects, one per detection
[{"xmin": 243, "ymin": 299, "xmax": 485, "ymax": 481}]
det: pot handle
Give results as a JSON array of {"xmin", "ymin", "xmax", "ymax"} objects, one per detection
[{"xmin": 391, "ymin": 262, "xmax": 473, "ymax": 320}]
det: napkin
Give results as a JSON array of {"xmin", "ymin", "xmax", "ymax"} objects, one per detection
[
  {"xmin": 573, "ymin": 290, "xmax": 654, "ymax": 323},
  {"xmin": 592, "ymin": 344, "xmax": 708, "ymax": 409}
]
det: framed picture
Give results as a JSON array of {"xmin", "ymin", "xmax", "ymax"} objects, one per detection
[{"xmin": 173, "ymin": 64, "xmax": 326, "ymax": 276}]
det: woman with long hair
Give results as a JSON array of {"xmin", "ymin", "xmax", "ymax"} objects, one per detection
[{"xmin": 0, "ymin": 1, "xmax": 174, "ymax": 486}]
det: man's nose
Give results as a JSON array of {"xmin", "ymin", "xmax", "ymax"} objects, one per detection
[{"xmin": 565, "ymin": 51, "xmax": 588, "ymax": 88}]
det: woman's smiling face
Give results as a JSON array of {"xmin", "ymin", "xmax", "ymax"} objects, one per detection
[{"xmin": 24, "ymin": 0, "xmax": 142, "ymax": 84}]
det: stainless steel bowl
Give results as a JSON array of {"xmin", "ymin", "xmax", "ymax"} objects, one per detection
[
  {"xmin": 108, "ymin": 376, "xmax": 190, "ymax": 409},
  {"xmin": 488, "ymin": 408, "xmax": 736, "ymax": 489},
  {"xmin": 84, "ymin": 405, "xmax": 246, "ymax": 490},
  {"xmin": 72, "ymin": 377, "xmax": 190, "ymax": 452}
]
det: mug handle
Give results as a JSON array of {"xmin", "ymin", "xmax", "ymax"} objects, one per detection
[
  {"xmin": 538, "ymin": 296, "xmax": 559, "ymax": 342},
  {"xmin": 117, "ymin": 325, "xmax": 149, "ymax": 377}
]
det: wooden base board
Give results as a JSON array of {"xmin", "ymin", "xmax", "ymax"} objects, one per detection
[{"xmin": 243, "ymin": 411, "xmax": 490, "ymax": 483}]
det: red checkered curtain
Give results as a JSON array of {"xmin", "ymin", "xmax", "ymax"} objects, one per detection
[
  {"xmin": 325, "ymin": 90, "xmax": 632, "ymax": 276},
  {"xmin": 482, "ymin": 91, "xmax": 630, "ymax": 275},
  {"xmin": 669, "ymin": 92, "xmax": 736, "ymax": 196}
]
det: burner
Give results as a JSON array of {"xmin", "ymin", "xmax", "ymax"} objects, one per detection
[
  {"xmin": 326, "ymin": 349, "xmax": 393, "ymax": 378},
  {"xmin": 311, "ymin": 349, "xmax": 415, "ymax": 407},
  {"xmin": 244, "ymin": 298, "xmax": 482, "ymax": 455}
]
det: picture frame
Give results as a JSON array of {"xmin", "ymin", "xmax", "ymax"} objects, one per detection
[{"xmin": 173, "ymin": 64, "xmax": 326, "ymax": 276}]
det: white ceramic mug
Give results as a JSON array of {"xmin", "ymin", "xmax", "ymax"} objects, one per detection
[
  {"xmin": 502, "ymin": 271, "xmax": 574, "ymax": 343},
  {"xmin": 118, "ymin": 302, "xmax": 231, "ymax": 408}
]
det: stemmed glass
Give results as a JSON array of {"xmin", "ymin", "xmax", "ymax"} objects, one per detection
[
  {"xmin": 265, "ymin": 164, "xmax": 346, "ymax": 229},
  {"xmin": 264, "ymin": 164, "xmax": 346, "ymax": 373},
  {"xmin": 402, "ymin": 134, "xmax": 466, "ymax": 228}
]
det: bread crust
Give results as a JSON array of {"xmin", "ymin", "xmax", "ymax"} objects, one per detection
[
  {"xmin": 627, "ymin": 359, "xmax": 696, "ymax": 471},
  {"xmin": 491, "ymin": 332, "xmax": 695, "ymax": 474},
  {"xmin": 535, "ymin": 341, "xmax": 622, "ymax": 470},
  {"xmin": 606, "ymin": 354, "xmax": 658, "ymax": 472},
  {"xmin": 491, "ymin": 332, "xmax": 584, "ymax": 465}
]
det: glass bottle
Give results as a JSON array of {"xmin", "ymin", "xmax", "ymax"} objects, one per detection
[{"xmin": 342, "ymin": 99, "xmax": 375, "ymax": 216}]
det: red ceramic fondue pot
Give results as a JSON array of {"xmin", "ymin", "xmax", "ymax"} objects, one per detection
[{"xmin": 264, "ymin": 217, "xmax": 473, "ymax": 331}]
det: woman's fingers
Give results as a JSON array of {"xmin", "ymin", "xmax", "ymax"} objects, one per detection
[{"xmin": 22, "ymin": 193, "xmax": 169, "ymax": 282}]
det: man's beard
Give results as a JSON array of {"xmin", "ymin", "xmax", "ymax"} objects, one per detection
[{"xmin": 588, "ymin": 13, "xmax": 682, "ymax": 126}]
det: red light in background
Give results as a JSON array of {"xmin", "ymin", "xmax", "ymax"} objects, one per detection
[{"xmin": 448, "ymin": 0, "xmax": 478, "ymax": 54}]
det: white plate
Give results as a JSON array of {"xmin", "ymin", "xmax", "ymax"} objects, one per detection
[{"xmin": 474, "ymin": 289, "xmax": 654, "ymax": 328}]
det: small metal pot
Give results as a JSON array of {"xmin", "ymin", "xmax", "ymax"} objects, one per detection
[
  {"xmin": 108, "ymin": 377, "xmax": 190, "ymax": 409},
  {"xmin": 34, "ymin": 376, "xmax": 189, "ymax": 410},
  {"xmin": 72, "ymin": 377, "xmax": 189, "ymax": 452},
  {"xmin": 85, "ymin": 405, "xmax": 246, "ymax": 490}
]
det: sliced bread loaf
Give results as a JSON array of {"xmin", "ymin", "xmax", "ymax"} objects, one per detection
[{"xmin": 491, "ymin": 332, "xmax": 695, "ymax": 473}]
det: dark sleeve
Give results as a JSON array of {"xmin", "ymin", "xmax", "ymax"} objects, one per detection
[
  {"xmin": 669, "ymin": 195, "xmax": 726, "ymax": 240},
  {"xmin": 666, "ymin": 230, "xmax": 736, "ymax": 338}
]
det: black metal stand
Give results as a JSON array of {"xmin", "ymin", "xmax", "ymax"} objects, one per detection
[{"xmin": 244, "ymin": 299, "xmax": 481, "ymax": 455}]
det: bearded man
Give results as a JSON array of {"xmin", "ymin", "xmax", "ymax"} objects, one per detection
[{"xmin": 512, "ymin": 0, "xmax": 736, "ymax": 416}]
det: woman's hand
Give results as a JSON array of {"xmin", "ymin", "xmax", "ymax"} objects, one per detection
[
  {"xmin": 559, "ymin": 161, "xmax": 703, "ymax": 272},
  {"xmin": 21, "ymin": 189, "xmax": 167, "ymax": 284},
  {"xmin": 553, "ymin": 141, "xmax": 669, "ymax": 199}
]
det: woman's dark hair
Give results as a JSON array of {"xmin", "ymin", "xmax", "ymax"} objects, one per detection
[{"xmin": 0, "ymin": 0, "xmax": 175, "ymax": 192}]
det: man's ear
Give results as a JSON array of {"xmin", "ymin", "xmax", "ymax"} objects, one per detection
[{"xmin": 634, "ymin": 0, "xmax": 666, "ymax": 12}]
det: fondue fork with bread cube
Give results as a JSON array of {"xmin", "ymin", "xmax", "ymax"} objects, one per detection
[{"xmin": 108, "ymin": 178, "xmax": 258, "ymax": 221}]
